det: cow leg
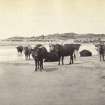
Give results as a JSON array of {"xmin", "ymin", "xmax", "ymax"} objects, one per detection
[
  {"xmin": 28, "ymin": 55, "xmax": 30, "ymax": 60},
  {"xmin": 69, "ymin": 56, "xmax": 71, "ymax": 64},
  {"xmin": 58, "ymin": 57, "xmax": 60, "ymax": 65},
  {"xmin": 27, "ymin": 56, "xmax": 28, "ymax": 60},
  {"xmin": 69, "ymin": 55, "xmax": 73, "ymax": 64},
  {"xmin": 19, "ymin": 51, "xmax": 21, "ymax": 55},
  {"xmin": 62, "ymin": 56, "xmax": 64, "ymax": 65},
  {"xmin": 20, "ymin": 50, "xmax": 22, "ymax": 54},
  {"xmin": 26, "ymin": 55, "xmax": 28, "ymax": 60},
  {"xmin": 37, "ymin": 60, "xmax": 39, "ymax": 69},
  {"xmin": 39, "ymin": 61, "xmax": 42, "ymax": 72},
  {"xmin": 35, "ymin": 60, "xmax": 37, "ymax": 71},
  {"xmin": 29, "ymin": 54, "xmax": 31, "ymax": 60},
  {"xmin": 41, "ymin": 59, "xmax": 44, "ymax": 70},
  {"xmin": 72, "ymin": 55, "xmax": 74, "ymax": 64},
  {"xmin": 41, "ymin": 60, "xmax": 43, "ymax": 71},
  {"xmin": 100, "ymin": 54, "xmax": 103, "ymax": 61}
]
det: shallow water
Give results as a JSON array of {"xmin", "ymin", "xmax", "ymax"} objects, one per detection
[
  {"xmin": 0, "ymin": 46, "xmax": 24, "ymax": 62},
  {"xmin": 0, "ymin": 44, "xmax": 50, "ymax": 63}
]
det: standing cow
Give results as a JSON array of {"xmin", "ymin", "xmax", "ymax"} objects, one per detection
[
  {"xmin": 24, "ymin": 46, "xmax": 32, "ymax": 60},
  {"xmin": 16, "ymin": 46, "xmax": 23, "ymax": 54},
  {"xmin": 32, "ymin": 44, "xmax": 48, "ymax": 71},
  {"xmin": 50, "ymin": 44, "xmax": 80, "ymax": 65}
]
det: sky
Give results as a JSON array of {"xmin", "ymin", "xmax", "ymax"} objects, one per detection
[{"xmin": 0, "ymin": 0, "xmax": 105, "ymax": 39}]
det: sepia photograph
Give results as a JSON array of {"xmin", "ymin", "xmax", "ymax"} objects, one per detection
[{"xmin": 0, "ymin": 0, "xmax": 105, "ymax": 105}]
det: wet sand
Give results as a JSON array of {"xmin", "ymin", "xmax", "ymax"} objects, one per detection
[{"xmin": 0, "ymin": 56, "xmax": 105, "ymax": 105}]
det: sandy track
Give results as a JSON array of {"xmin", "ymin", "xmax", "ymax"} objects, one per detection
[{"xmin": 0, "ymin": 56, "xmax": 105, "ymax": 105}]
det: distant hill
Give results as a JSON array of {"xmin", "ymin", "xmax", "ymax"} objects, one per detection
[{"xmin": 2, "ymin": 33, "xmax": 105, "ymax": 41}]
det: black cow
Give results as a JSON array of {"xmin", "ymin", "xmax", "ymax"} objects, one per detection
[
  {"xmin": 24, "ymin": 46, "xmax": 32, "ymax": 60},
  {"xmin": 50, "ymin": 44, "xmax": 80, "ymax": 65},
  {"xmin": 45, "ymin": 51, "xmax": 59, "ymax": 62},
  {"xmin": 16, "ymin": 46, "xmax": 23, "ymax": 54},
  {"xmin": 32, "ymin": 45, "xmax": 48, "ymax": 71}
]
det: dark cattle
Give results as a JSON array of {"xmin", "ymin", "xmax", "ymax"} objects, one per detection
[
  {"xmin": 50, "ymin": 44, "xmax": 80, "ymax": 65},
  {"xmin": 45, "ymin": 51, "xmax": 59, "ymax": 62},
  {"xmin": 99, "ymin": 44, "xmax": 105, "ymax": 61},
  {"xmin": 32, "ymin": 45, "xmax": 48, "ymax": 71},
  {"xmin": 80, "ymin": 50, "xmax": 92, "ymax": 57},
  {"xmin": 24, "ymin": 46, "xmax": 32, "ymax": 60},
  {"xmin": 16, "ymin": 46, "xmax": 23, "ymax": 54}
]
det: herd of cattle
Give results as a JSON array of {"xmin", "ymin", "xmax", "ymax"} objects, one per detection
[{"xmin": 16, "ymin": 43, "xmax": 105, "ymax": 71}]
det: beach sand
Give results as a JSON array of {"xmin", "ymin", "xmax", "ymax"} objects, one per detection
[{"xmin": 0, "ymin": 55, "xmax": 105, "ymax": 105}]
